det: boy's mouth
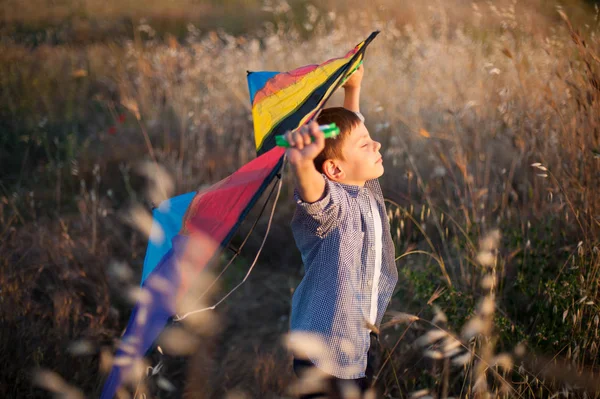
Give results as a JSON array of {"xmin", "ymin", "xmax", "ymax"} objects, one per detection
[{"xmin": 376, "ymin": 156, "xmax": 383, "ymax": 164}]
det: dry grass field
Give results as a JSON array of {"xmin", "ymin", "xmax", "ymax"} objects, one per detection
[{"xmin": 1, "ymin": 0, "xmax": 600, "ymax": 397}]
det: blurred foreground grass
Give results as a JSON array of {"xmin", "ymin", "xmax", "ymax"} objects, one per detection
[{"xmin": 1, "ymin": 0, "xmax": 600, "ymax": 398}]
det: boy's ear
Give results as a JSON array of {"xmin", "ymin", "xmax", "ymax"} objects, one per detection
[{"xmin": 322, "ymin": 159, "xmax": 345, "ymax": 182}]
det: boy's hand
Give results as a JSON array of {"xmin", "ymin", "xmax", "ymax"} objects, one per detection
[
  {"xmin": 342, "ymin": 63, "xmax": 364, "ymax": 90},
  {"xmin": 284, "ymin": 121, "xmax": 325, "ymax": 166}
]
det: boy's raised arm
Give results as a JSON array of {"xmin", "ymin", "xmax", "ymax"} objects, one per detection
[
  {"xmin": 342, "ymin": 64, "xmax": 364, "ymax": 113},
  {"xmin": 284, "ymin": 122, "xmax": 326, "ymax": 204}
]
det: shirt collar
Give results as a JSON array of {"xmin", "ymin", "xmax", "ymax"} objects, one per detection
[{"xmin": 323, "ymin": 174, "xmax": 372, "ymax": 199}]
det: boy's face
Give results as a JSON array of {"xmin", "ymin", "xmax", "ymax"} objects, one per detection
[{"xmin": 336, "ymin": 122, "xmax": 384, "ymax": 186}]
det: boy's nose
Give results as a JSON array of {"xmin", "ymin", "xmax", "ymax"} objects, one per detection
[{"xmin": 374, "ymin": 141, "xmax": 381, "ymax": 151}]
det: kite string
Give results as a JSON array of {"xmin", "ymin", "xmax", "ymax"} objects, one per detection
[
  {"xmin": 186, "ymin": 176, "xmax": 281, "ymax": 308},
  {"xmin": 173, "ymin": 154, "xmax": 287, "ymax": 321}
]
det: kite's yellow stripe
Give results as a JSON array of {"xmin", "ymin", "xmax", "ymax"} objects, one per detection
[
  {"xmin": 252, "ymin": 46, "xmax": 365, "ymax": 150},
  {"xmin": 293, "ymin": 56, "xmax": 364, "ymax": 133}
]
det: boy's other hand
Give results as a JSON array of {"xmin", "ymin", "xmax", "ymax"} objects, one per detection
[
  {"xmin": 284, "ymin": 121, "xmax": 324, "ymax": 166},
  {"xmin": 342, "ymin": 63, "xmax": 364, "ymax": 90}
]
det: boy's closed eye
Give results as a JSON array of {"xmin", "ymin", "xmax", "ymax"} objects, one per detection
[{"xmin": 360, "ymin": 138, "xmax": 372, "ymax": 148}]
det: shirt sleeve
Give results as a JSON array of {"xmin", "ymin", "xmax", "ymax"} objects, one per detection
[
  {"xmin": 293, "ymin": 175, "xmax": 343, "ymax": 237},
  {"xmin": 354, "ymin": 111, "xmax": 365, "ymax": 123}
]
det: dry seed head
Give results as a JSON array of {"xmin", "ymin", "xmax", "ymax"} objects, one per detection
[
  {"xmin": 127, "ymin": 287, "xmax": 152, "ymax": 305},
  {"xmin": 381, "ymin": 311, "xmax": 418, "ymax": 331},
  {"xmin": 68, "ymin": 339, "xmax": 95, "ymax": 356},
  {"xmin": 424, "ymin": 350, "xmax": 444, "ymax": 359},
  {"xmin": 473, "ymin": 374, "xmax": 488, "ymax": 392},
  {"xmin": 158, "ymin": 326, "xmax": 199, "ymax": 355},
  {"xmin": 442, "ymin": 336, "xmax": 462, "ymax": 353},
  {"xmin": 122, "ymin": 357, "xmax": 148, "ymax": 388},
  {"xmin": 461, "ymin": 317, "xmax": 484, "ymax": 339},
  {"xmin": 118, "ymin": 342, "xmax": 137, "ymax": 356},
  {"xmin": 32, "ymin": 370, "xmax": 65, "ymax": 392},
  {"xmin": 480, "ymin": 229, "xmax": 501, "ymax": 251},
  {"xmin": 493, "ymin": 353, "xmax": 513, "ymax": 371},
  {"xmin": 339, "ymin": 380, "xmax": 361, "ymax": 399},
  {"xmin": 288, "ymin": 367, "xmax": 329, "ymax": 397},
  {"xmin": 410, "ymin": 389, "xmax": 431, "ymax": 399},
  {"xmin": 121, "ymin": 97, "xmax": 140, "ymax": 120},
  {"xmin": 476, "ymin": 251, "xmax": 495, "ymax": 267},
  {"xmin": 390, "ymin": 311, "xmax": 420, "ymax": 323},
  {"xmin": 415, "ymin": 329, "xmax": 447, "ymax": 347},
  {"xmin": 137, "ymin": 161, "xmax": 174, "ymax": 208},
  {"xmin": 113, "ymin": 356, "xmax": 134, "ymax": 366},
  {"xmin": 136, "ymin": 306, "xmax": 149, "ymax": 326},
  {"xmin": 481, "ymin": 274, "xmax": 496, "ymax": 289},
  {"xmin": 32, "ymin": 370, "xmax": 84, "ymax": 399},
  {"xmin": 127, "ymin": 205, "xmax": 161, "ymax": 242},
  {"xmin": 146, "ymin": 275, "xmax": 174, "ymax": 294},
  {"xmin": 432, "ymin": 305, "xmax": 448, "ymax": 324},
  {"xmin": 225, "ymin": 390, "xmax": 249, "ymax": 399},
  {"xmin": 116, "ymin": 387, "xmax": 131, "ymax": 399},
  {"xmin": 340, "ymin": 338, "xmax": 358, "ymax": 358},
  {"xmin": 99, "ymin": 348, "xmax": 114, "ymax": 374},
  {"xmin": 148, "ymin": 221, "xmax": 166, "ymax": 245},
  {"xmin": 452, "ymin": 352, "xmax": 473, "ymax": 366},
  {"xmin": 285, "ymin": 331, "xmax": 327, "ymax": 360},
  {"xmin": 122, "ymin": 335, "xmax": 140, "ymax": 347},
  {"xmin": 156, "ymin": 377, "xmax": 176, "ymax": 392},
  {"xmin": 444, "ymin": 347, "xmax": 463, "ymax": 358},
  {"xmin": 514, "ymin": 343, "xmax": 526, "ymax": 357},
  {"xmin": 174, "ymin": 277, "xmax": 218, "ymax": 333},
  {"xmin": 479, "ymin": 296, "xmax": 496, "ymax": 316},
  {"xmin": 363, "ymin": 388, "xmax": 377, "ymax": 399},
  {"xmin": 108, "ymin": 261, "xmax": 134, "ymax": 282}
]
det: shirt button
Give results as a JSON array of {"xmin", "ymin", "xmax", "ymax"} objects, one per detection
[
  {"xmin": 367, "ymin": 279, "xmax": 373, "ymax": 287},
  {"xmin": 370, "ymin": 244, "xmax": 375, "ymax": 250}
]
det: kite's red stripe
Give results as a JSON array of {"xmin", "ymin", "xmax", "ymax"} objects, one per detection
[
  {"xmin": 252, "ymin": 46, "xmax": 360, "ymax": 106},
  {"xmin": 183, "ymin": 146, "xmax": 285, "ymax": 241}
]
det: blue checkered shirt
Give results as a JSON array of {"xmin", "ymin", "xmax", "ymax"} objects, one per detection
[{"xmin": 289, "ymin": 174, "xmax": 398, "ymax": 379}]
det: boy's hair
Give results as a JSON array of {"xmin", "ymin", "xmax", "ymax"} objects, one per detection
[{"xmin": 313, "ymin": 107, "xmax": 362, "ymax": 173}]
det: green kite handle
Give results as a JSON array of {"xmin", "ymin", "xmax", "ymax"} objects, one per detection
[{"xmin": 275, "ymin": 123, "xmax": 340, "ymax": 147}]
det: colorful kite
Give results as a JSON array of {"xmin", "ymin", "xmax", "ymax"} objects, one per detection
[{"xmin": 100, "ymin": 31, "xmax": 379, "ymax": 398}]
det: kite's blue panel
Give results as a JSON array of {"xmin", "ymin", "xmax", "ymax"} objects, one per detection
[
  {"xmin": 102, "ymin": 235, "xmax": 188, "ymax": 399},
  {"xmin": 141, "ymin": 191, "xmax": 196, "ymax": 284},
  {"xmin": 247, "ymin": 71, "xmax": 279, "ymax": 105}
]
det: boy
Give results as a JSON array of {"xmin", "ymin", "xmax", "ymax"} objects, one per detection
[{"xmin": 284, "ymin": 65, "xmax": 398, "ymax": 398}]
